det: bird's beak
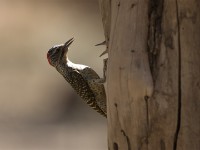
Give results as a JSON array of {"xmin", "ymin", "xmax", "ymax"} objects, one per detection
[
  {"xmin": 63, "ymin": 38, "xmax": 74, "ymax": 53},
  {"xmin": 56, "ymin": 38, "xmax": 74, "ymax": 66}
]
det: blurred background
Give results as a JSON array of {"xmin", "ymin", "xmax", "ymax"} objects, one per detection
[{"xmin": 0, "ymin": 0, "xmax": 107, "ymax": 149}]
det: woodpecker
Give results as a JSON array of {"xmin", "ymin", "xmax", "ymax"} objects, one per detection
[
  {"xmin": 95, "ymin": 40, "xmax": 108, "ymax": 83},
  {"xmin": 47, "ymin": 38, "xmax": 107, "ymax": 117}
]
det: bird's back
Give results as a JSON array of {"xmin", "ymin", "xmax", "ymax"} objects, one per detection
[
  {"xmin": 79, "ymin": 67, "xmax": 107, "ymax": 115},
  {"xmin": 60, "ymin": 62, "xmax": 107, "ymax": 117}
]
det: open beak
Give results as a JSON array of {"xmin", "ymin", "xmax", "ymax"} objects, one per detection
[
  {"xmin": 63, "ymin": 38, "xmax": 74, "ymax": 53},
  {"xmin": 56, "ymin": 38, "xmax": 74, "ymax": 66}
]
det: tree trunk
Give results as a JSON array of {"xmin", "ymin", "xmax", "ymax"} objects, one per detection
[{"xmin": 98, "ymin": 0, "xmax": 200, "ymax": 150}]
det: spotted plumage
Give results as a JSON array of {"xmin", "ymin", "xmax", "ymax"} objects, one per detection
[{"xmin": 47, "ymin": 38, "xmax": 107, "ymax": 117}]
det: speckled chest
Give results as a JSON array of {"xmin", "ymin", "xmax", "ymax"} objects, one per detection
[{"xmin": 57, "ymin": 64, "xmax": 95, "ymax": 101}]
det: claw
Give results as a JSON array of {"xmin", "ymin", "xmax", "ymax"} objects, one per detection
[
  {"xmin": 95, "ymin": 58, "xmax": 108, "ymax": 84},
  {"xmin": 93, "ymin": 78, "xmax": 106, "ymax": 84}
]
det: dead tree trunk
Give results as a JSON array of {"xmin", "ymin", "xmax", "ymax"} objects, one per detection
[{"xmin": 98, "ymin": 0, "xmax": 200, "ymax": 150}]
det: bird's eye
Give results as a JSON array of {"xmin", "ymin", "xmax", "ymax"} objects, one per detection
[{"xmin": 47, "ymin": 48, "xmax": 56, "ymax": 57}]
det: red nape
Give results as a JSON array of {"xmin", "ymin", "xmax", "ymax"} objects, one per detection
[{"xmin": 47, "ymin": 53, "xmax": 52, "ymax": 66}]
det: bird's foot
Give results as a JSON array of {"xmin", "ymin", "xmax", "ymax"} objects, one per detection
[
  {"xmin": 93, "ymin": 78, "xmax": 106, "ymax": 84},
  {"xmin": 94, "ymin": 58, "xmax": 108, "ymax": 84}
]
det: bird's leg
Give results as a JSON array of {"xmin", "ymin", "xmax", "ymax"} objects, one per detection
[
  {"xmin": 102, "ymin": 58, "xmax": 108, "ymax": 82},
  {"xmin": 94, "ymin": 40, "xmax": 108, "ymax": 84},
  {"xmin": 93, "ymin": 58, "xmax": 108, "ymax": 84}
]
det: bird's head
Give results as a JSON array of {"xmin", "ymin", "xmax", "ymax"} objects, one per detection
[{"xmin": 47, "ymin": 38, "xmax": 74, "ymax": 67}]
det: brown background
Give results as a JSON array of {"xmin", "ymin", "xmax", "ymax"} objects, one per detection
[{"xmin": 0, "ymin": 0, "xmax": 107, "ymax": 149}]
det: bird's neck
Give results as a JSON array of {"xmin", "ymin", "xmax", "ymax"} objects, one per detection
[
  {"xmin": 56, "ymin": 56, "xmax": 88, "ymax": 76},
  {"xmin": 66, "ymin": 58, "xmax": 88, "ymax": 70}
]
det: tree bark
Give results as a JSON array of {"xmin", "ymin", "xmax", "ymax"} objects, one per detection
[{"xmin": 98, "ymin": 0, "xmax": 200, "ymax": 150}]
